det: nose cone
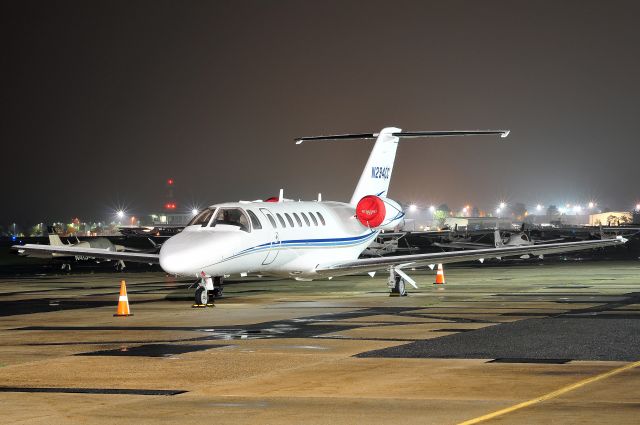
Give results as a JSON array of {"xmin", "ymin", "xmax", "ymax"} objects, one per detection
[{"xmin": 159, "ymin": 229, "xmax": 240, "ymax": 276}]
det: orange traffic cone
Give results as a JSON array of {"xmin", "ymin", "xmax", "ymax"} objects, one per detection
[
  {"xmin": 114, "ymin": 280, "xmax": 133, "ymax": 316},
  {"xmin": 434, "ymin": 263, "xmax": 446, "ymax": 285}
]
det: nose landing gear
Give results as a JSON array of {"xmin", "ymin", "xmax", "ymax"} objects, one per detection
[
  {"xmin": 192, "ymin": 275, "xmax": 224, "ymax": 307},
  {"xmin": 194, "ymin": 286, "xmax": 209, "ymax": 306}
]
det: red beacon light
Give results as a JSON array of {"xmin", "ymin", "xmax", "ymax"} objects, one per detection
[
  {"xmin": 167, "ymin": 179, "xmax": 174, "ymax": 186},
  {"xmin": 165, "ymin": 203, "xmax": 177, "ymax": 210}
]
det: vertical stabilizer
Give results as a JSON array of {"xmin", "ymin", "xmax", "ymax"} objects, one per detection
[
  {"xmin": 494, "ymin": 230, "xmax": 504, "ymax": 248},
  {"xmin": 349, "ymin": 127, "xmax": 401, "ymax": 205},
  {"xmin": 48, "ymin": 234, "xmax": 65, "ymax": 246}
]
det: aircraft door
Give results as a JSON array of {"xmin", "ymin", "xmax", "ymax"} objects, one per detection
[{"xmin": 259, "ymin": 208, "xmax": 281, "ymax": 265}]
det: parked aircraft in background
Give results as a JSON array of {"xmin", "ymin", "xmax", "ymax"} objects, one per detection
[
  {"xmin": 435, "ymin": 224, "xmax": 565, "ymax": 249},
  {"xmin": 15, "ymin": 229, "xmax": 156, "ymax": 271},
  {"xmin": 361, "ymin": 232, "xmax": 419, "ymax": 257},
  {"xmin": 14, "ymin": 127, "xmax": 627, "ymax": 304}
]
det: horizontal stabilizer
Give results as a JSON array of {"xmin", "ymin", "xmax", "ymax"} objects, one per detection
[{"xmin": 295, "ymin": 129, "xmax": 509, "ymax": 144}]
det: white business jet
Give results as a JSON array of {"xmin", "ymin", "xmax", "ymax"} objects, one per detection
[{"xmin": 13, "ymin": 127, "xmax": 627, "ymax": 304}]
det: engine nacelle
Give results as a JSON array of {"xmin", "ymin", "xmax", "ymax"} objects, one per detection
[{"xmin": 355, "ymin": 195, "xmax": 405, "ymax": 230}]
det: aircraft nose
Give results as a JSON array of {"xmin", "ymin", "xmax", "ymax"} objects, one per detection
[{"xmin": 159, "ymin": 230, "xmax": 238, "ymax": 276}]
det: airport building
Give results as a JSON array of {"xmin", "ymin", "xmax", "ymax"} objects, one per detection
[{"xmin": 589, "ymin": 211, "xmax": 634, "ymax": 226}]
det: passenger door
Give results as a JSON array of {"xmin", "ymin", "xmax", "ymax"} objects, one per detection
[{"xmin": 259, "ymin": 208, "xmax": 281, "ymax": 265}]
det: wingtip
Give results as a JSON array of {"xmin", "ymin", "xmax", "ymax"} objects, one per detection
[{"xmin": 501, "ymin": 130, "xmax": 510, "ymax": 138}]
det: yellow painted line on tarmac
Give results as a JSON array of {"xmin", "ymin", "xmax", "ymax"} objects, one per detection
[{"xmin": 457, "ymin": 360, "xmax": 640, "ymax": 425}]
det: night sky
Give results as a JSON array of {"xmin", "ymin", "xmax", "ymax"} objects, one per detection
[{"xmin": 3, "ymin": 1, "xmax": 640, "ymax": 226}]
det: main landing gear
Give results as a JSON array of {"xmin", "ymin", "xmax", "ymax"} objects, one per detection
[
  {"xmin": 193, "ymin": 275, "xmax": 224, "ymax": 307},
  {"xmin": 114, "ymin": 260, "xmax": 126, "ymax": 272},
  {"xmin": 388, "ymin": 268, "xmax": 407, "ymax": 297}
]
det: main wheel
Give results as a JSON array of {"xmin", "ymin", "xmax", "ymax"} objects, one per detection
[
  {"xmin": 389, "ymin": 275, "xmax": 407, "ymax": 297},
  {"xmin": 194, "ymin": 287, "xmax": 208, "ymax": 305},
  {"xmin": 396, "ymin": 277, "xmax": 407, "ymax": 296}
]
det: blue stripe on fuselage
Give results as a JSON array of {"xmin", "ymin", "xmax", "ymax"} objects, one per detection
[{"xmin": 231, "ymin": 230, "xmax": 378, "ymax": 258}]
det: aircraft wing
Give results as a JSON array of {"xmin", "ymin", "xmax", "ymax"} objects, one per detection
[
  {"xmin": 316, "ymin": 237, "xmax": 626, "ymax": 276},
  {"xmin": 432, "ymin": 241, "xmax": 492, "ymax": 250},
  {"xmin": 533, "ymin": 238, "xmax": 566, "ymax": 244},
  {"xmin": 12, "ymin": 244, "xmax": 160, "ymax": 264}
]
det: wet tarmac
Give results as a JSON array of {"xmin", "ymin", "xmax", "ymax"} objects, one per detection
[{"xmin": 0, "ymin": 262, "xmax": 639, "ymax": 424}]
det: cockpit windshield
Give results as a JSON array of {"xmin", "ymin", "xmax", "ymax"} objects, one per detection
[
  {"xmin": 188, "ymin": 208, "xmax": 216, "ymax": 226},
  {"xmin": 210, "ymin": 208, "xmax": 250, "ymax": 232}
]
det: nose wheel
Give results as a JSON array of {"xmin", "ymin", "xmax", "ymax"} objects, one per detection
[
  {"xmin": 194, "ymin": 287, "xmax": 210, "ymax": 306},
  {"xmin": 192, "ymin": 275, "xmax": 223, "ymax": 308}
]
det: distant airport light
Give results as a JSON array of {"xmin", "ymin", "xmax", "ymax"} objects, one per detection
[
  {"xmin": 116, "ymin": 210, "xmax": 125, "ymax": 219},
  {"xmin": 496, "ymin": 207, "xmax": 502, "ymax": 214},
  {"xmin": 409, "ymin": 204, "xmax": 418, "ymax": 212},
  {"xmin": 636, "ymin": 203, "xmax": 640, "ymax": 212},
  {"xmin": 429, "ymin": 205, "xmax": 435, "ymax": 213},
  {"xmin": 499, "ymin": 201, "xmax": 506, "ymax": 209},
  {"xmin": 588, "ymin": 201, "xmax": 595, "ymax": 209},
  {"xmin": 573, "ymin": 205, "xmax": 582, "ymax": 213},
  {"xmin": 536, "ymin": 204, "xmax": 543, "ymax": 212},
  {"xmin": 191, "ymin": 209, "xmax": 199, "ymax": 216}
]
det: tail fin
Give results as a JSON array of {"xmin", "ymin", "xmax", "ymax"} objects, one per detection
[
  {"xmin": 295, "ymin": 127, "xmax": 509, "ymax": 205},
  {"xmin": 494, "ymin": 230, "xmax": 504, "ymax": 247},
  {"xmin": 350, "ymin": 127, "xmax": 401, "ymax": 204},
  {"xmin": 48, "ymin": 234, "xmax": 65, "ymax": 246}
]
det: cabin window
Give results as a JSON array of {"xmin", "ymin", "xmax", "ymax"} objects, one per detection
[
  {"xmin": 316, "ymin": 212, "xmax": 326, "ymax": 226},
  {"xmin": 263, "ymin": 213, "xmax": 276, "ymax": 228},
  {"xmin": 210, "ymin": 208, "xmax": 250, "ymax": 232},
  {"xmin": 308, "ymin": 212, "xmax": 318, "ymax": 226},
  {"xmin": 189, "ymin": 208, "xmax": 215, "ymax": 227},
  {"xmin": 246, "ymin": 210, "xmax": 262, "ymax": 230},
  {"xmin": 284, "ymin": 213, "xmax": 295, "ymax": 227},
  {"xmin": 292, "ymin": 213, "xmax": 303, "ymax": 227},
  {"xmin": 276, "ymin": 213, "xmax": 287, "ymax": 228},
  {"xmin": 300, "ymin": 212, "xmax": 310, "ymax": 226}
]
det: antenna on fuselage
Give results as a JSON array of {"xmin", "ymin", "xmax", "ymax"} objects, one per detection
[
  {"xmin": 318, "ymin": 193, "xmax": 322, "ymax": 202},
  {"xmin": 278, "ymin": 188, "xmax": 284, "ymax": 203}
]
